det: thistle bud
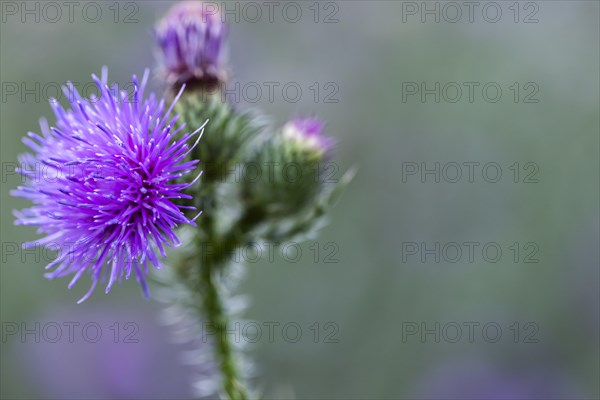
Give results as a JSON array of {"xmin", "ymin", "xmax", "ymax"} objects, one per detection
[
  {"xmin": 242, "ymin": 117, "xmax": 335, "ymax": 218},
  {"xmin": 155, "ymin": 1, "xmax": 228, "ymax": 90},
  {"xmin": 281, "ymin": 118, "xmax": 334, "ymax": 161},
  {"xmin": 175, "ymin": 94, "xmax": 265, "ymax": 190}
]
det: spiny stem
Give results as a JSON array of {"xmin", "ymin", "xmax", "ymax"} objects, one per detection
[
  {"xmin": 200, "ymin": 255, "xmax": 248, "ymax": 400},
  {"xmin": 193, "ymin": 190, "xmax": 250, "ymax": 399}
]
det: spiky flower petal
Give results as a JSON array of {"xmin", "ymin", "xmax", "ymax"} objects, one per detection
[{"xmin": 11, "ymin": 67, "xmax": 205, "ymax": 302}]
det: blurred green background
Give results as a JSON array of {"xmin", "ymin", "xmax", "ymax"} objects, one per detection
[{"xmin": 1, "ymin": 1, "xmax": 598, "ymax": 399}]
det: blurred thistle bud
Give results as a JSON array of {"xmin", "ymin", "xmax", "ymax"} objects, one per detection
[
  {"xmin": 175, "ymin": 93, "xmax": 265, "ymax": 190},
  {"xmin": 281, "ymin": 118, "xmax": 335, "ymax": 161},
  {"xmin": 242, "ymin": 117, "xmax": 335, "ymax": 218},
  {"xmin": 155, "ymin": 1, "xmax": 228, "ymax": 90}
]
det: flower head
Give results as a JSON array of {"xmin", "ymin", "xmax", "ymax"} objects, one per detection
[
  {"xmin": 155, "ymin": 1, "xmax": 228, "ymax": 88},
  {"xmin": 282, "ymin": 117, "xmax": 335, "ymax": 160},
  {"xmin": 241, "ymin": 117, "xmax": 335, "ymax": 218},
  {"xmin": 11, "ymin": 67, "xmax": 205, "ymax": 302}
]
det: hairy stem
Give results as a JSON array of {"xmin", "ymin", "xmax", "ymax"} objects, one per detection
[
  {"xmin": 199, "ymin": 254, "xmax": 248, "ymax": 400},
  {"xmin": 190, "ymin": 189, "xmax": 253, "ymax": 399}
]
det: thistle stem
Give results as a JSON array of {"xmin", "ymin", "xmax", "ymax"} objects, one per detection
[
  {"xmin": 200, "ymin": 255, "xmax": 248, "ymax": 400},
  {"xmin": 192, "ymin": 190, "xmax": 250, "ymax": 400}
]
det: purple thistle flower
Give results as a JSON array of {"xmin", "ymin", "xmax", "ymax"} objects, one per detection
[
  {"xmin": 155, "ymin": 1, "xmax": 228, "ymax": 87},
  {"xmin": 11, "ymin": 67, "xmax": 205, "ymax": 303},
  {"xmin": 282, "ymin": 117, "xmax": 335, "ymax": 159}
]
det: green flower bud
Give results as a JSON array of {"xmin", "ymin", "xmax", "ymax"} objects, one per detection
[{"xmin": 242, "ymin": 117, "xmax": 335, "ymax": 218}]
